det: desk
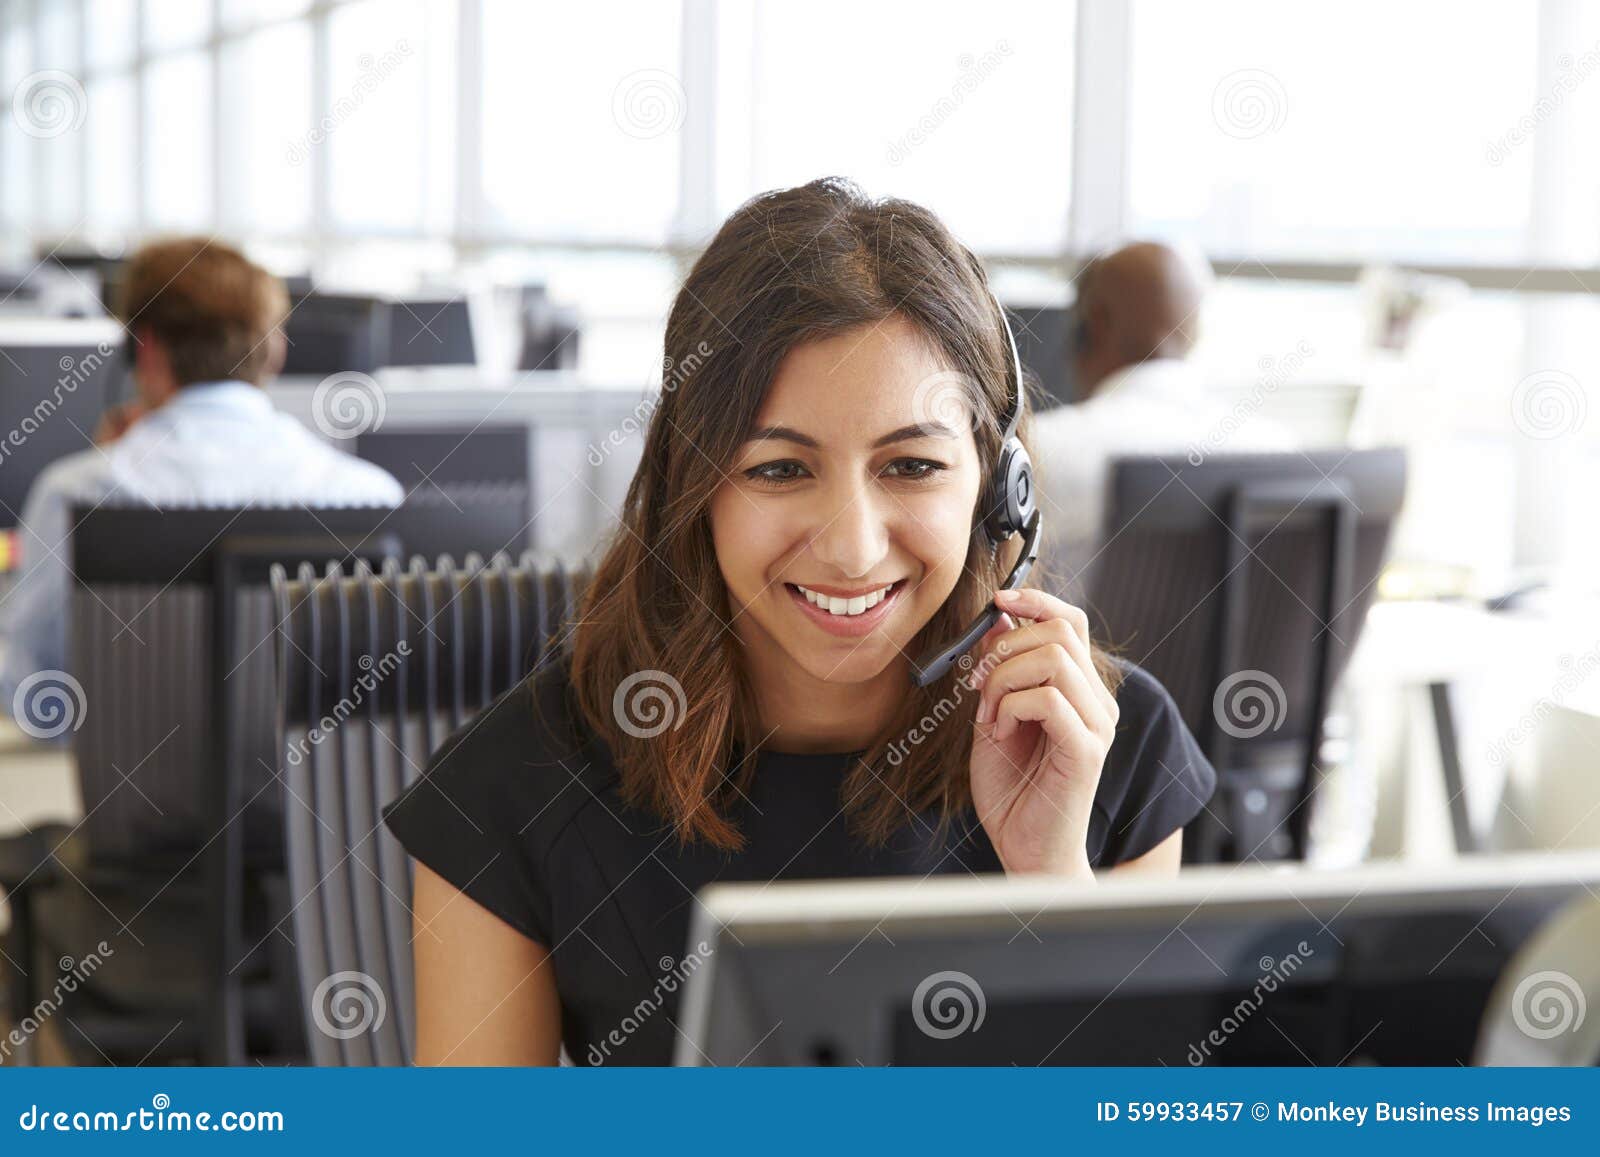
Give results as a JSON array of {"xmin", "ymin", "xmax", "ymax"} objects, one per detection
[
  {"xmin": 1344, "ymin": 594, "xmax": 1600, "ymax": 862},
  {"xmin": 267, "ymin": 371, "xmax": 654, "ymax": 558},
  {"xmin": 0, "ymin": 719, "xmax": 79, "ymax": 835}
]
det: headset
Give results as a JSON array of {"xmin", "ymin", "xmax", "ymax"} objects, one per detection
[{"xmin": 906, "ymin": 293, "xmax": 1042, "ymax": 688}]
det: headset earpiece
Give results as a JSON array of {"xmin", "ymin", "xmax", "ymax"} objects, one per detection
[
  {"xmin": 980, "ymin": 293, "xmax": 1036, "ymax": 548},
  {"xmin": 906, "ymin": 287, "xmax": 1044, "ymax": 688}
]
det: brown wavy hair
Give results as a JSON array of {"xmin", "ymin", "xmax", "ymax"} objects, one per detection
[{"xmin": 568, "ymin": 177, "xmax": 1120, "ymax": 852}]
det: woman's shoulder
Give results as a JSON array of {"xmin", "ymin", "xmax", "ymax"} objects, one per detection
[
  {"xmin": 1105, "ymin": 656, "xmax": 1184, "ymax": 727},
  {"xmin": 383, "ymin": 651, "xmax": 618, "ymax": 848},
  {"xmin": 1090, "ymin": 656, "xmax": 1218, "ymax": 864}
]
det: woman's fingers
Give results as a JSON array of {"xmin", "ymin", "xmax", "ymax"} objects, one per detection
[
  {"xmin": 990, "ymin": 684, "xmax": 1094, "ymax": 752},
  {"xmin": 976, "ymin": 589, "xmax": 1118, "ymax": 723},
  {"xmin": 976, "ymin": 643, "xmax": 1113, "ymax": 736}
]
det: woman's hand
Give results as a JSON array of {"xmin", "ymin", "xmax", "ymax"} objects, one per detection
[{"xmin": 966, "ymin": 586, "xmax": 1119, "ymax": 879}]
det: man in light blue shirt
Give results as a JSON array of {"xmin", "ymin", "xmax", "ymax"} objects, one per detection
[{"xmin": 0, "ymin": 238, "xmax": 403, "ymax": 715}]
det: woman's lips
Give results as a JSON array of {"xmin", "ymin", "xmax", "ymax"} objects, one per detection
[{"xmin": 784, "ymin": 579, "xmax": 906, "ymax": 638}]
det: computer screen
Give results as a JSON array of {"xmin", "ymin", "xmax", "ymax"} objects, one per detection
[
  {"xmin": 0, "ymin": 324, "xmax": 124, "ymax": 530},
  {"xmin": 280, "ymin": 292, "xmax": 389, "ymax": 376},
  {"xmin": 676, "ymin": 851, "xmax": 1600, "ymax": 1066},
  {"xmin": 1004, "ymin": 303, "xmax": 1076, "ymax": 409},
  {"xmin": 386, "ymin": 298, "xmax": 476, "ymax": 367}
]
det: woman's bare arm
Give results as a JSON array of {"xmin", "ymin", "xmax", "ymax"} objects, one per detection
[
  {"xmin": 1107, "ymin": 829, "xmax": 1184, "ymax": 875},
  {"xmin": 410, "ymin": 862, "xmax": 562, "ymax": 1065}
]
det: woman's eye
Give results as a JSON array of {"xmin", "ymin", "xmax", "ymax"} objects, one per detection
[
  {"xmin": 745, "ymin": 460, "xmax": 809, "ymax": 486},
  {"xmin": 883, "ymin": 458, "xmax": 946, "ymax": 481}
]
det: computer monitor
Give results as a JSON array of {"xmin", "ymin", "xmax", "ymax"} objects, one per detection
[
  {"xmin": 355, "ymin": 425, "xmax": 532, "ymax": 552},
  {"xmin": 0, "ymin": 320, "xmax": 124, "ymax": 529},
  {"xmin": 354, "ymin": 425, "xmax": 529, "ymax": 492},
  {"xmin": 386, "ymin": 297, "xmax": 476, "ymax": 367},
  {"xmin": 1004, "ymin": 303, "xmax": 1074, "ymax": 408},
  {"xmin": 675, "ymin": 851, "xmax": 1600, "ymax": 1066},
  {"xmin": 280, "ymin": 292, "xmax": 389, "ymax": 376}
]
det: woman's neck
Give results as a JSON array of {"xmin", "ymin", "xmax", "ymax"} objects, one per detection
[{"xmin": 739, "ymin": 633, "xmax": 907, "ymax": 755}]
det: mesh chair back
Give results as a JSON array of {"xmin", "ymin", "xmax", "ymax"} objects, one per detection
[
  {"xmin": 71, "ymin": 585, "xmax": 281, "ymax": 861},
  {"xmin": 1080, "ymin": 449, "xmax": 1406, "ymax": 861},
  {"xmin": 271, "ymin": 552, "xmax": 588, "ymax": 1065}
]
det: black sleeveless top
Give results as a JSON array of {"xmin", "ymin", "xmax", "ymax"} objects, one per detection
[{"xmin": 382, "ymin": 654, "xmax": 1215, "ymax": 1065}]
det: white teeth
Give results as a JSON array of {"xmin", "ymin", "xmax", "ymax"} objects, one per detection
[{"xmin": 795, "ymin": 582, "xmax": 896, "ymax": 616}]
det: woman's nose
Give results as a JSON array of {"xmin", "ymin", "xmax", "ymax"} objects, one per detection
[{"xmin": 808, "ymin": 478, "xmax": 890, "ymax": 579}]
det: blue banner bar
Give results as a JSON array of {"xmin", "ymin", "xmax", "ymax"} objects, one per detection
[{"xmin": 1, "ymin": 1068, "xmax": 1594, "ymax": 1153}]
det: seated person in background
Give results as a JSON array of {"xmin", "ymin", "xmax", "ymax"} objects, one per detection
[
  {"xmin": 0, "ymin": 237, "xmax": 403, "ymax": 713},
  {"xmin": 1031, "ymin": 241, "xmax": 1296, "ymax": 595}
]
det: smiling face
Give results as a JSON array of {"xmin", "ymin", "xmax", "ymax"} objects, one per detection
[{"xmin": 709, "ymin": 314, "xmax": 984, "ymax": 690}]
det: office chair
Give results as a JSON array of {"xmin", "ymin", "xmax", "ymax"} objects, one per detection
[
  {"xmin": 0, "ymin": 492, "xmax": 538, "ymax": 1065},
  {"xmin": 270, "ymin": 552, "xmax": 589, "ymax": 1065},
  {"xmin": 355, "ymin": 429, "xmax": 533, "ymax": 551},
  {"xmin": 1077, "ymin": 448, "xmax": 1407, "ymax": 864}
]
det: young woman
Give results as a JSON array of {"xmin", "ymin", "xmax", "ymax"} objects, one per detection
[{"xmin": 384, "ymin": 178, "xmax": 1216, "ymax": 1065}]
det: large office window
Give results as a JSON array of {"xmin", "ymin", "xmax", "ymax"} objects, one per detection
[
  {"xmin": 1125, "ymin": 0, "xmax": 1541, "ymax": 263},
  {"xmin": 479, "ymin": 0, "xmax": 682, "ymax": 244},
  {"xmin": 723, "ymin": 0, "xmax": 1075, "ymax": 254}
]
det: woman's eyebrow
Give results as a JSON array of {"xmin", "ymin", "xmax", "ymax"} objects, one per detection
[{"xmin": 746, "ymin": 421, "xmax": 960, "ymax": 450}]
